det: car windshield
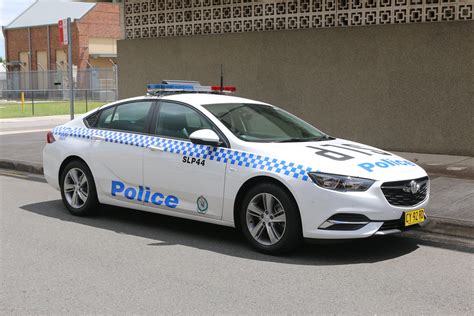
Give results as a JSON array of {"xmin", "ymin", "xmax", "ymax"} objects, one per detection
[{"xmin": 202, "ymin": 103, "xmax": 329, "ymax": 142}]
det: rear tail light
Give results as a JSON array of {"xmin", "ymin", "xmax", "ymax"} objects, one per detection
[{"xmin": 47, "ymin": 131, "xmax": 56, "ymax": 144}]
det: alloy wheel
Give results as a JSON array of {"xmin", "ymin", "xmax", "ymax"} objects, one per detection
[
  {"xmin": 246, "ymin": 193, "xmax": 287, "ymax": 246},
  {"xmin": 63, "ymin": 168, "xmax": 89, "ymax": 209}
]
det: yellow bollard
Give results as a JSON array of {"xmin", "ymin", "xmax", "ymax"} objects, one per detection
[{"xmin": 21, "ymin": 92, "xmax": 25, "ymax": 112}]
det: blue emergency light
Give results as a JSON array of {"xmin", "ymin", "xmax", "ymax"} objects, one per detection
[
  {"xmin": 147, "ymin": 84, "xmax": 194, "ymax": 91},
  {"xmin": 147, "ymin": 80, "xmax": 236, "ymax": 95}
]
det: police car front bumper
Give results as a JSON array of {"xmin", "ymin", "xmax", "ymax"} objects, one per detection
[{"xmin": 295, "ymin": 180, "xmax": 430, "ymax": 239}]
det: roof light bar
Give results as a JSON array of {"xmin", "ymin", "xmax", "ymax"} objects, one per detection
[{"xmin": 147, "ymin": 81, "xmax": 236, "ymax": 95}]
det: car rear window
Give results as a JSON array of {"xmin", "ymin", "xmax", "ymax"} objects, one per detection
[{"xmin": 96, "ymin": 101, "xmax": 153, "ymax": 133}]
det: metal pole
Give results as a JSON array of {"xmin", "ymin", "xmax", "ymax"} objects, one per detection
[
  {"xmin": 114, "ymin": 64, "xmax": 118, "ymax": 101},
  {"xmin": 220, "ymin": 64, "xmax": 223, "ymax": 93},
  {"xmin": 21, "ymin": 92, "xmax": 24, "ymax": 113},
  {"xmin": 67, "ymin": 17, "xmax": 74, "ymax": 120},
  {"xmin": 46, "ymin": 25, "xmax": 51, "ymax": 100},
  {"xmin": 32, "ymin": 90, "xmax": 35, "ymax": 116},
  {"xmin": 28, "ymin": 27, "xmax": 32, "ymax": 91}
]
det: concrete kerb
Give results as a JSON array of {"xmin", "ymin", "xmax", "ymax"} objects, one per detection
[
  {"xmin": 0, "ymin": 159, "xmax": 472, "ymax": 245},
  {"xmin": 0, "ymin": 159, "xmax": 43, "ymax": 175},
  {"xmin": 418, "ymin": 216, "xmax": 474, "ymax": 240}
]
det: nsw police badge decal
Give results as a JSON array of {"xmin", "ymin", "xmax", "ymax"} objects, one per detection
[{"xmin": 197, "ymin": 196, "xmax": 208, "ymax": 214}]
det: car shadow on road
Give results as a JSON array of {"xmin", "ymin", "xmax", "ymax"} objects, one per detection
[{"xmin": 21, "ymin": 199, "xmax": 423, "ymax": 266}]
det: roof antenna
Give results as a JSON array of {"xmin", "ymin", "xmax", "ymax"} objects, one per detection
[{"xmin": 220, "ymin": 64, "xmax": 224, "ymax": 93}]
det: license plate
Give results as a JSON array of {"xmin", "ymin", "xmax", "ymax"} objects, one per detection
[{"xmin": 404, "ymin": 209, "xmax": 425, "ymax": 227}]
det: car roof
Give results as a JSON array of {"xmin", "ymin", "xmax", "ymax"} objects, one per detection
[
  {"xmin": 161, "ymin": 93, "xmax": 269, "ymax": 107},
  {"xmin": 95, "ymin": 93, "xmax": 270, "ymax": 115}
]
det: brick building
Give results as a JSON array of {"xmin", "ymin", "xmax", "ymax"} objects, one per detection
[{"xmin": 3, "ymin": 1, "xmax": 121, "ymax": 75}]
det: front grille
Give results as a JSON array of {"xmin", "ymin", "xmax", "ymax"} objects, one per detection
[{"xmin": 381, "ymin": 176, "xmax": 429, "ymax": 207}]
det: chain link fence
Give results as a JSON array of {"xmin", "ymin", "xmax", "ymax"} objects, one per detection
[{"xmin": 0, "ymin": 67, "xmax": 118, "ymax": 118}]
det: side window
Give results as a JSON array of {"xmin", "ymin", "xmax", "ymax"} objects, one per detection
[
  {"xmin": 85, "ymin": 111, "xmax": 100, "ymax": 127},
  {"xmin": 96, "ymin": 101, "xmax": 153, "ymax": 133},
  {"xmin": 155, "ymin": 102, "xmax": 214, "ymax": 140},
  {"xmin": 96, "ymin": 106, "xmax": 115, "ymax": 127}
]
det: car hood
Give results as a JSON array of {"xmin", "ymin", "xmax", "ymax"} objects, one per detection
[{"xmin": 240, "ymin": 138, "xmax": 427, "ymax": 182}]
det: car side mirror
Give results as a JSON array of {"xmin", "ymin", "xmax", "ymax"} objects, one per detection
[{"xmin": 189, "ymin": 129, "xmax": 222, "ymax": 147}]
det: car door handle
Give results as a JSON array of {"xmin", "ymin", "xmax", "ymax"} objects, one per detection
[
  {"xmin": 148, "ymin": 145, "xmax": 164, "ymax": 152},
  {"xmin": 92, "ymin": 135, "xmax": 106, "ymax": 141}
]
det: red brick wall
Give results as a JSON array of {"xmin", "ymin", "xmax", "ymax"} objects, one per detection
[
  {"xmin": 76, "ymin": 3, "xmax": 122, "ymax": 70},
  {"xmin": 78, "ymin": 3, "xmax": 121, "ymax": 38},
  {"xmin": 5, "ymin": 2, "xmax": 121, "ymax": 71},
  {"xmin": 5, "ymin": 28, "xmax": 29, "ymax": 67},
  {"xmin": 29, "ymin": 27, "xmax": 47, "ymax": 70}
]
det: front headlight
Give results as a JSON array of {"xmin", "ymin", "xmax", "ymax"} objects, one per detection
[{"xmin": 308, "ymin": 172, "xmax": 375, "ymax": 192}]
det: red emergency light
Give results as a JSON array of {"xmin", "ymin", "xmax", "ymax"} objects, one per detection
[{"xmin": 211, "ymin": 86, "xmax": 237, "ymax": 93}]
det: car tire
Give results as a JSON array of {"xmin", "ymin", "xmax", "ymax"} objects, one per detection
[
  {"xmin": 239, "ymin": 182, "xmax": 303, "ymax": 254},
  {"xmin": 60, "ymin": 160, "xmax": 99, "ymax": 216}
]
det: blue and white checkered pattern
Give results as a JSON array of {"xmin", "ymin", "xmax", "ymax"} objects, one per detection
[{"xmin": 53, "ymin": 126, "xmax": 313, "ymax": 181}]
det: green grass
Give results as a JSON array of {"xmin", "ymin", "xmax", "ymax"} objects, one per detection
[{"xmin": 0, "ymin": 100, "xmax": 105, "ymax": 119}]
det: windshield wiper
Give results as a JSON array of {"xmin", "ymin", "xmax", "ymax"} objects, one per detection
[{"xmin": 276, "ymin": 135, "xmax": 333, "ymax": 143}]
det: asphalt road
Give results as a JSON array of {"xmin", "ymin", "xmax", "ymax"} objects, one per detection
[
  {"xmin": 0, "ymin": 116, "xmax": 69, "ymax": 166},
  {"xmin": 0, "ymin": 132, "xmax": 45, "ymax": 165},
  {"xmin": 1, "ymin": 173, "xmax": 473, "ymax": 314}
]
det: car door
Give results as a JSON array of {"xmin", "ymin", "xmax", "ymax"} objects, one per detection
[
  {"xmin": 143, "ymin": 101, "xmax": 227, "ymax": 219},
  {"xmin": 87, "ymin": 100, "xmax": 154, "ymax": 205}
]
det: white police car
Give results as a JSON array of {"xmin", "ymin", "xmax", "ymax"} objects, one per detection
[{"xmin": 43, "ymin": 81, "xmax": 429, "ymax": 254}]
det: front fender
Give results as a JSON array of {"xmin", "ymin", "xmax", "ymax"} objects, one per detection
[{"xmin": 221, "ymin": 166, "xmax": 310, "ymax": 224}]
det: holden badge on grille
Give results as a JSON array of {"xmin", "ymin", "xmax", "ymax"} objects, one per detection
[{"xmin": 403, "ymin": 180, "xmax": 421, "ymax": 194}]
